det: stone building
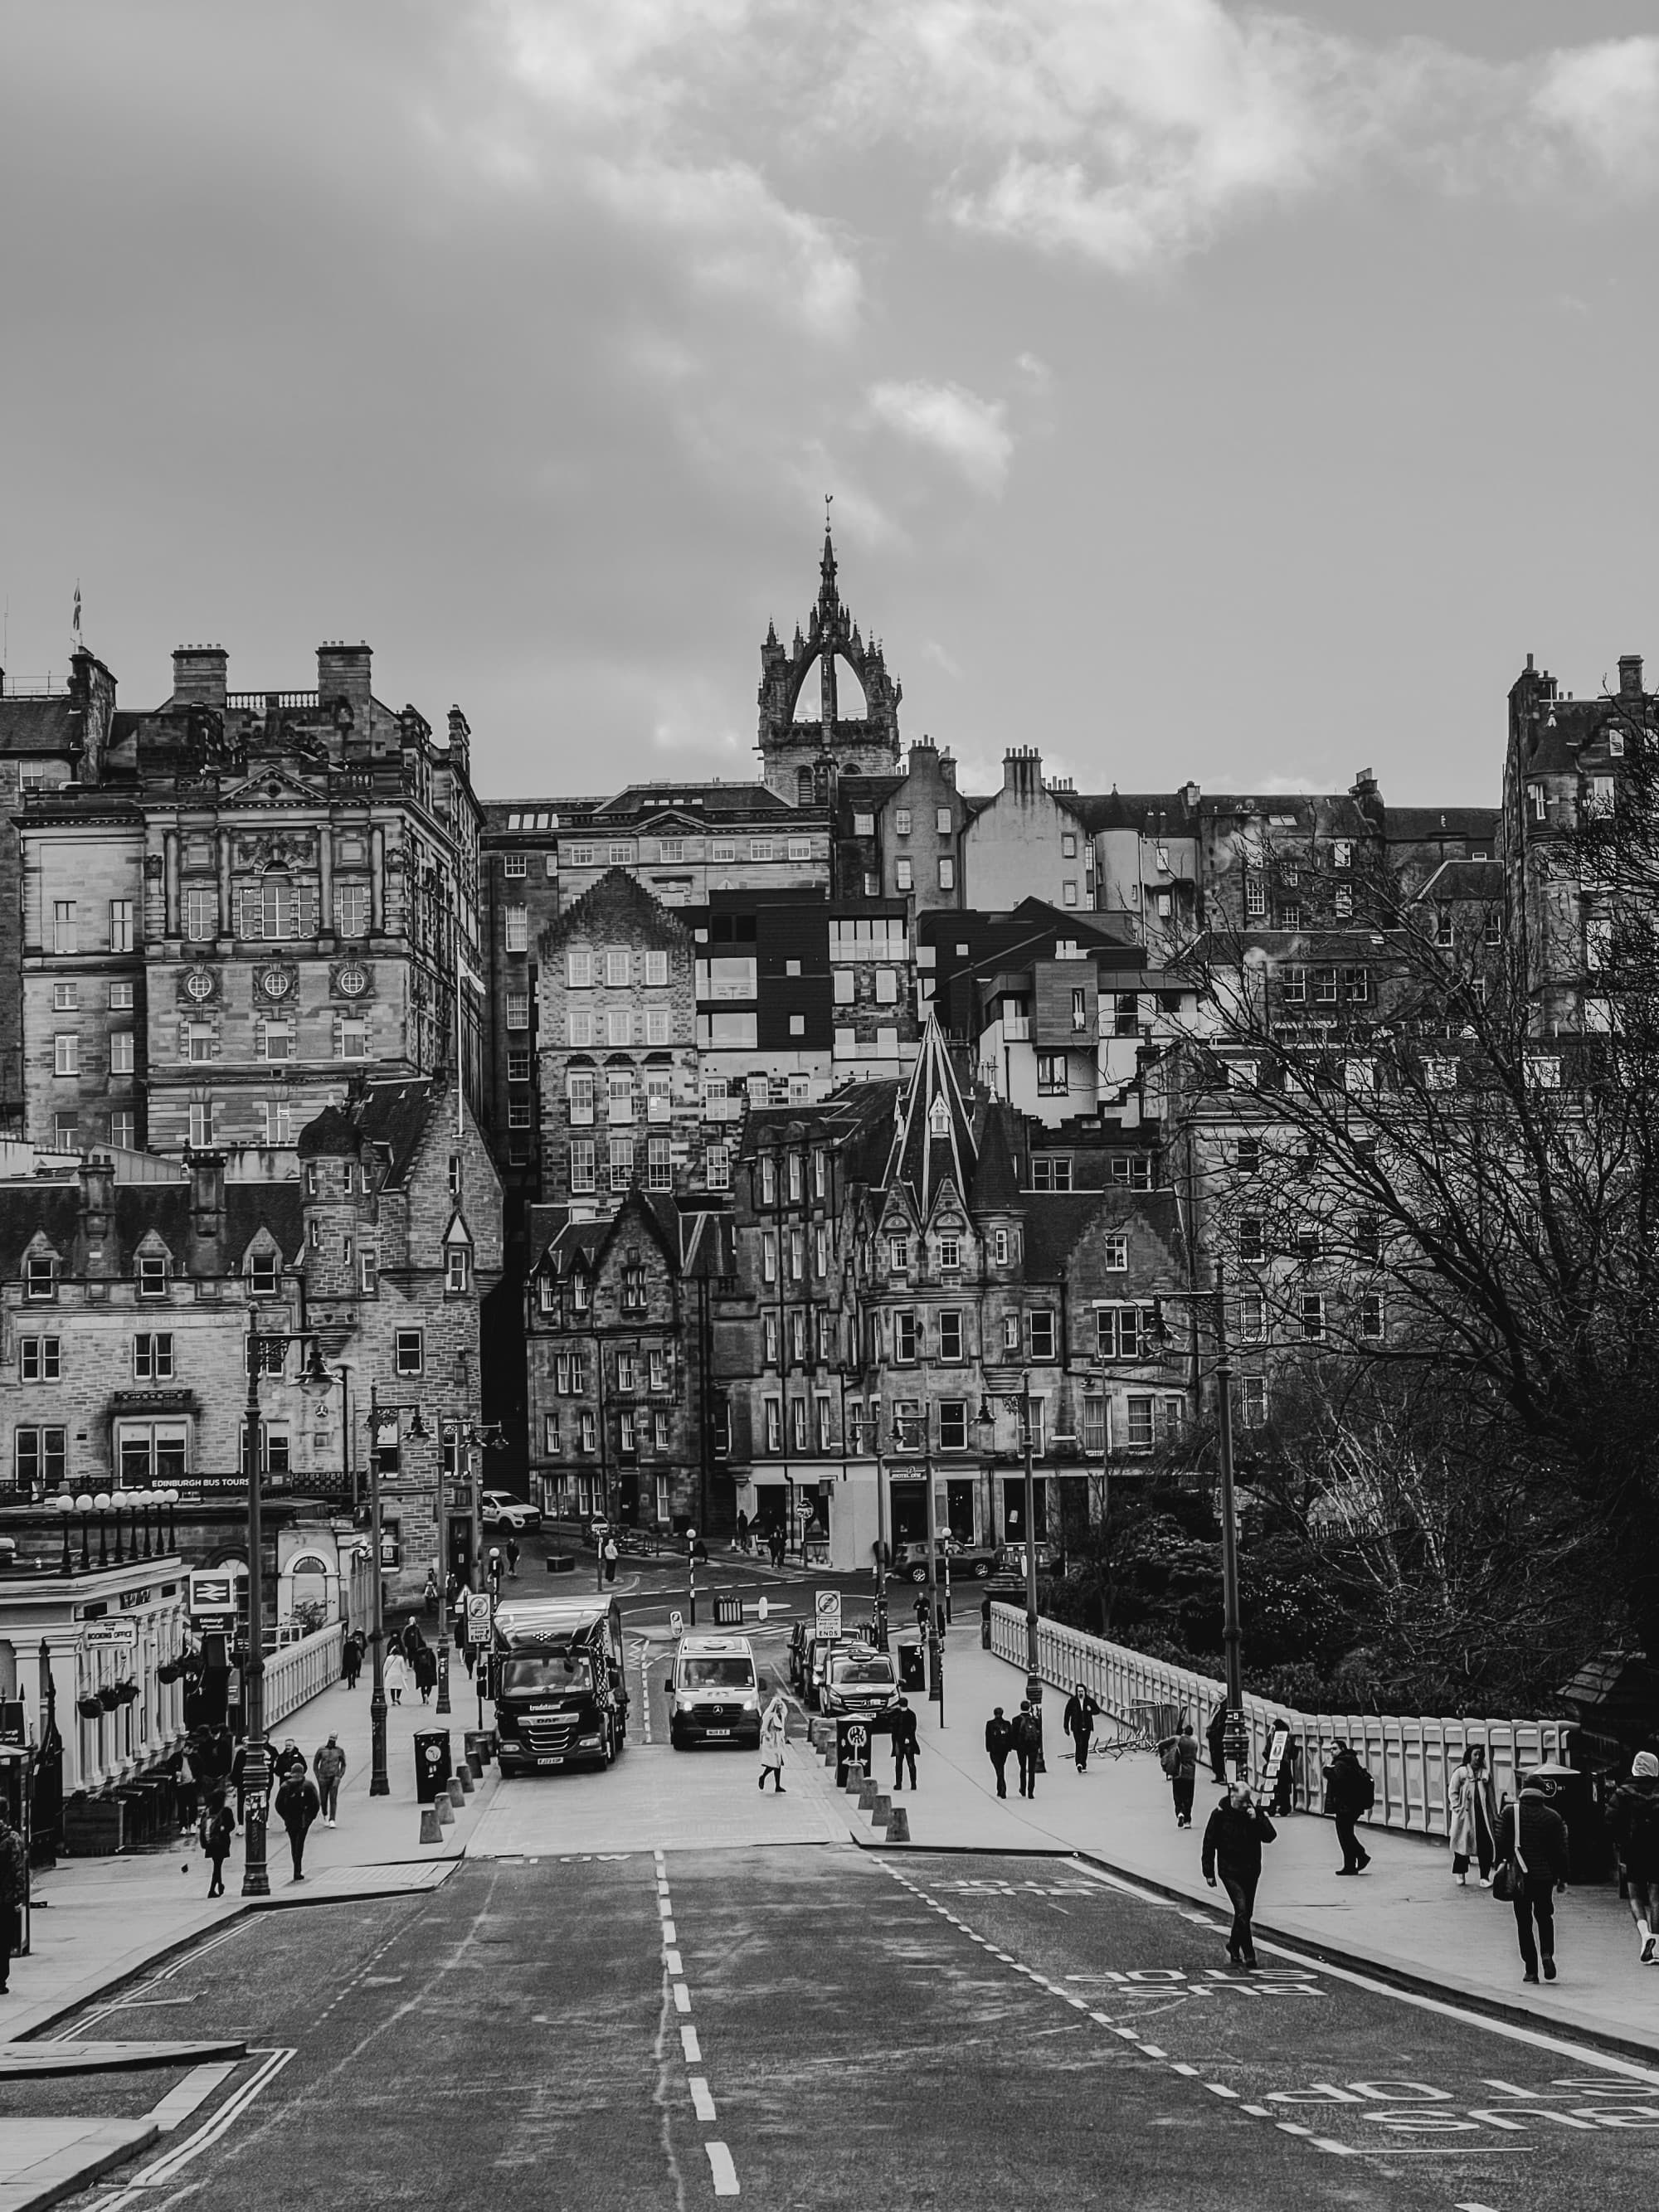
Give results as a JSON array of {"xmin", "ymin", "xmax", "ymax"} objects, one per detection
[
  {"xmin": 834, "ymin": 738, "xmax": 968, "ymax": 917},
  {"xmin": 16, "ymin": 639, "xmax": 485, "ymax": 1159},
  {"xmin": 524, "ymin": 1189, "xmax": 735, "ymax": 1532},
  {"xmin": 961, "ymin": 750, "xmax": 1093, "ymax": 915}
]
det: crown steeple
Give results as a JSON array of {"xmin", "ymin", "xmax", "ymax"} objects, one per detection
[{"xmin": 757, "ymin": 516, "xmax": 902, "ymax": 802}]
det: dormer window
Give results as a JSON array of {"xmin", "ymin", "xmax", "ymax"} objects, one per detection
[
  {"xmin": 139, "ymin": 1254, "xmax": 168, "ymax": 1299},
  {"xmin": 538, "ymin": 1273, "xmax": 557, "ymax": 1314},
  {"xmin": 445, "ymin": 1242, "xmax": 471, "ymax": 1294},
  {"xmin": 249, "ymin": 1252, "xmax": 279, "ymax": 1299},
  {"xmin": 26, "ymin": 1255, "xmax": 56, "ymax": 1302},
  {"xmin": 572, "ymin": 1269, "xmax": 591, "ymax": 1312}
]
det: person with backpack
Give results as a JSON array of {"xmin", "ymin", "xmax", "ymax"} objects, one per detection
[
  {"xmin": 1013, "ymin": 1701, "xmax": 1043, "ymax": 1800},
  {"xmin": 1200, "ymin": 1782, "xmax": 1277, "ymax": 1971},
  {"xmin": 1323, "ymin": 1741, "xmax": 1374, "ymax": 1875},
  {"xmin": 1448, "ymin": 1745, "xmax": 1498, "ymax": 1887},
  {"xmin": 1062, "ymin": 1683, "xmax": 1100, "ymax": 1774},
  {"xmin": 1610, "ymin": 1750, "xmax": 1659, "ymax": 1962},
  {"xmin": 1158, "ymin": 1721, "xmax": 1200, "ymax": 1827},
  {"xmin": 1495, "ymin": 1774, "xmax": 1570, "ymax": 1984},
  {"xmin": 198, "ymin": 1795, "xmax": 236, "ymax": 1897}
]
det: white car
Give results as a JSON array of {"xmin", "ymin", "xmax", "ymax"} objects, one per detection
[{"xmin": 480, "ymin": 1490, "xmax": 542, "ymax": 1534}]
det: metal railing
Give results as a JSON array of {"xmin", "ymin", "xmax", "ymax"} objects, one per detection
[
  {"xmin": 991, "ymin": 1604, "xmax": 1572, "ymax": 1840},
  {"xmin": 264, "ymin": 1621, "xmax": 345, "ymax": 1729}
]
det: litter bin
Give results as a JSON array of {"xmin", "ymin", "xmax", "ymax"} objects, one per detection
[
  {"xmin": 897, "ymin": 1641, "xmax": 926, "ymax": 1694},
  {"xmin": 414, "ymin": 1728, "xmax": 453, "ymax": 1806},
  {"xmin": 1523, "ymin": 1761, "xmax": 1613, "ymax": 1884}
]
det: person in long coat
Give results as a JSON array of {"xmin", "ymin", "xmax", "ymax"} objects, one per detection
[
  {"xmin": 758, "ymin": 1690, "xmax": 789, "ymax": 1795},
  {"xmin": 1448, "ymin": 1744, "xmax": 1499, "ymax": 1886}
]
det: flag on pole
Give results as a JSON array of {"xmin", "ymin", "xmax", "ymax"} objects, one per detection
[{"xmin": 71, "ymin": 586, "xmax": 81, "ymax": 639}]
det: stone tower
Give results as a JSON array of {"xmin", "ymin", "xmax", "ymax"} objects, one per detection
[{"xmin": 757, "ymin": 527, "xmax": 902, "ymax": 803}]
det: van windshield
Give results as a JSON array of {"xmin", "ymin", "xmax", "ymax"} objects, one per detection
[
  {"xmin": 831, "ymin": 1656, "xmax": 894, "ymax": 1686},
  {"xmin": 500, "ymin": 1654, "xmax": 593, "ymax": 1696},
  {"xmin": 678, "ymin": 1658, "xmax": 754, "ymax": 1689}
]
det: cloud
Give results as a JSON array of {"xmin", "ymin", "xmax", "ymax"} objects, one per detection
[{"xmin": 865, "ymin": 378, "xmax": 1014, "ymax": 493}]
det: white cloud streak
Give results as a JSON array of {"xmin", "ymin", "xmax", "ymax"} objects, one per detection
[{"xmin": 866, "ymin": 378, "xmax": 1013, "ymax": 493}]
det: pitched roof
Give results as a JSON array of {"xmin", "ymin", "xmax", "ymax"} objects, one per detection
[
  {"xmin": 883, "ymin": 1016, "xmax": 977, "ymax": 1219},
  {"xmin": 353, "ymin": 1078, "xmax": 443, "ymax": 1187},
  {"xmin": 1385, "ymin": 806, "xmax": 1500, "ymax": 844},
  {"xmin": 969, "ymin": 1105, "xmax": 1024, "ymax": 1212},
  {"xmin": 1413, "ymin": 858, "xmax": 1505, "ymax": 905}
]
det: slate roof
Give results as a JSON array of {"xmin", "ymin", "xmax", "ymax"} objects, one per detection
[
  {"xmin": 353, "ymin": 1078, "xmax": 443, "ymax": 1189},
  {"xmin": 0, "ymin": 694, "xmax": 79, "ymax": 756},
  {"xmin": 1385, "ymin": 807, "xmax": 1500, "ymax": 846},
  {"xmin": 969, "ymin": 1106, "xmax": 1023, "ymax": 1213},
  {"xmin": 883, "ymin": 1017, "xmax": 977, "ymax": 1219},
  {"xmin": 0, "ymin": 1173, "xmax": 302, "ymax": 1279},
  {"xmin": 1414, "ymin": 858, "xmax": 1505, "ymax": 905}
]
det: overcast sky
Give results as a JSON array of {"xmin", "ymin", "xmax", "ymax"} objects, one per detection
[{"xmin": 3, "ymin": 2, "xmax": 1658, "ymax": 806}]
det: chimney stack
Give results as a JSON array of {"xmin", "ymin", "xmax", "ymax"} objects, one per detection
[
  {"xmin": 446, "ymin": 706, "xmax": 471, "ymax": 780},
  {"xmin": 1619, "ymin": 654, "xmax": 1644, "ymax": 699},
  {"xmin": 172, "ymin": 645, "xmax": 228, "ymax": 709},
  {"xmin": 317, "ymin": 641, "xmax": 373, "ymax": 717},
  {"xmin": 186, "ymin": 1148, "xmax": 226, "ymax": 1274},
  {"xmin": 1002, "ymin": 746, "xmax": 1042, "ymax": 800},
  {"xmin": 79, "ymin": 1153, "xmax": 116, "ymax": 1268}
]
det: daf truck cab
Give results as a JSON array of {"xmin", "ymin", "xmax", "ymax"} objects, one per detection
[{"xmin": 490, "ymin": 1597, "xmax": 628, "ymax": 1776}]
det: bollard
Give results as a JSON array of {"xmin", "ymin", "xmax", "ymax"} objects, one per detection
[
  {"xmin": 871, "ymin": 1794, "xmax": 892, "ymax": 1826},
  {"xmin": 466, "ymin": 1752, "xmax": 484, "ymax": 1782},
  {"xmin": 886, "ymin": 1806, "xmax": 911, "ymax": 1843},
  {"xmin": 844, "ymin": 1760, "xmax": 866, "ymax": 1796},
  {"xmin": 419, "ymin": 1805, "xmax": 443, "ymax": 1845},
  {"xmin": 447, "ymin": 1778, "xmax": 465, "ymax": 1809},
  {"xmin": 437, "ymin": 1794, "xmax": 455, "ymax": 1826},
  {"xmin": 458, "ymin": 1765, "xmax": 474, "ymax": 1795},
  {"xmin": 858, "ymin": 1777, "xmax": 878, "ymax": 1813}
]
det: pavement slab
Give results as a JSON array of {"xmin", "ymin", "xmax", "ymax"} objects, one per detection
[
  {"xmin": 0, "ymin": 2117, "xmax": 158, "ymax": 2212},
  {"xmin": 0, "ymin": 2039, "xmax": 243, "ymax": 2079}
]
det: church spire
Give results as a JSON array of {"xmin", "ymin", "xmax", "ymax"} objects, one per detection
[
  {"xmin": 819, "ymin": 497, "xmax": 839, "ymax": 619},
  {"xmin": 885, "ymin": 1014, "xmax": 977, "ymax": 1219}
]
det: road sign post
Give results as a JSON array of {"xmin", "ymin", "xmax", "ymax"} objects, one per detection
[{"xmin": 815, "ymin": 1589, "xmax": 842, "ymax": 1638}]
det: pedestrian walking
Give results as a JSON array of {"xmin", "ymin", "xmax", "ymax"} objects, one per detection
[
  {"xmin": 1206, "ymin": 1702, "xmax": 1228, "ymax": 1785},
  {"xmin": 275, "ymin": 1767, "xmax": 321, "ymax": 1884},
  {"xmin": 736, "ymin": 1510, "xmax": 750, "ymax": 1555},
  {"xmin": 985, "ymin": 1706, "xmax": 1015, "ymax": 1799},
  {"xmin": 758, "ymin": 1689, "xmax": 789, "ymax": 1795},
  {"xmin": 980, "ymin": 1591, "xmax": 992, "ymax": 1650},
  {"xmin": 231, "ymin": 1740, "xmax": 247, "ymax": 1826},
  {"xmin": 1494, "ymin": 1774, "xmax": 1570, "ymax": 1984},
  {"xmin": 1201, "ymin": 1782, "xmax": 1277, "ymax": 1970},
  {"xmin": 423, "ymin": 1567, "xmax": 440, "ymax": 1617},
  {"xmin": 1158, "ymin": 1721, "xmax": 1200, "ymax": 1828},
  {"xmin": 1448, "ymin": 1744, "xmax": 1498, "ymax": 1888},
  {"xmin": 506, "ymin": 1534, "xmax": 521, "ymax": 1579},
  {"xmin": 1269, "ymin": 1733, "xmax": 1301, "ymax": 1819},
  {"xmin": 273, "ymin": 1738, "xmax": 306, "ymax": 1783},
  {"xmin": 198, "ymin": 1796, "xmax": 236, "ymax": 1897},
  {"xmin": 1063, "ymin": 1683, "xmax": 1100, "ymax": 1773},
  {"xmin": 892, "ymin": 1695, "xmax": 920, "ymax": 1792},
  {"xmin": 1323, "ymin": 1741, "xmax": 1374, "ymax": 1875},
  {"xmin": 1609, "ymin": 1750, "xmax": 1659, "ymax": 1962},
  {"xmin": 603, "ymin": 1535, "xmax": 619, "ymax": 1586},
  {"xmin": 414, "ymin": 1643, "xmax": 437, "ymax": 1704},
  {"xmin": 1014, "ymin": 1700, "xmax": 1043, "ymax": 1800},
  {"xmin": 385, "ymin": 1650, "xmax": 409, "ymax": 1705},
  {"xmin": 0, "ymin": 1803, "xmax": 27, "ymax": 1993},
  {"xmin": 314, "ymin": 1734, "xmax": 348, "ymax": 1826},
  {"xmin": 342, "ymin": 1631, "xmax": 362, "ymax": 1690}
]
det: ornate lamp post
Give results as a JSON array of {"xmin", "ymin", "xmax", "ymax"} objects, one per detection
[
  {"xmin": 55, "ymin": 1492, "xmax": 74, "ymax": 1576},
  {"xmin": 75, "ymin": 1491, "xmax": 94, "ymax": 1572},
  {"xmin": 366, "ymin": 1388, "xmax": 429, "ymax": 1799},
  {"xmin": 979, "ymin": 1377, "xmax": 1040, "ymax": 1680}
]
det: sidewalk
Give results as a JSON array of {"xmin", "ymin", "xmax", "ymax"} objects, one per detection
[
  {"xmin": 849, "ymin": 1636, "xmax": 1659, "ymax": 2061},
  {"xmin": 4, "ymin": 1656, "xmax": 499, "ymax": 2044}
]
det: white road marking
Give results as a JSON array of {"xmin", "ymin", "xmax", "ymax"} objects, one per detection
[
  {"xmin": 1242, "ymin": 2103, "xmax": 1272, "ymax": 2117},
  {"xmin": 1067, "ymin": 1855, "xmax": 1659, "ymax": 2086},
  {"xmin": 681, "ymin": 2025, "xmax": 701, "ymax": 2062},
  {"xmin": 1311, "ymin": 2139, "xmax": 1359, "ymax": 2158},
  {"xmin": 1456, "ymin": 2203, "xmax": 1504, "ymax": 2210},
  {"xmin": 658, "ymin": 1898, "xmax": 673, "ymax": 1918},
  {"xmin": 1206, "ymin": 2084, "xmax": 1238, "ymax": 2099},
  {"xmin": 689, "ymin": 2077, "xmax": 718, "ymax": 2122},
  {"xmin": 663, "ymin": 1919, "xmax": 677, "ymax": 1943},
  {"xmin": 664, "ymin": 1948, "xmax": 684, "ymax": 1974},
  {"xmin": 88, "ymin": 2048, "xmax": 296, "ymax": 2209},
  {"xmin": 1170, "ymin": 2063, "xmax": 1199, "ymax": 2078},
  {"xmin": 674, "ymin": 1983, "xmax": 692, "ymax": 2015},
  {"xmin": 705, "ymin": 2141, "xmax": 741, "ymax": 2195},
  {"xmin": 1138, "ymin": 2044, "xmax": 1169, "ymax": 2059}
]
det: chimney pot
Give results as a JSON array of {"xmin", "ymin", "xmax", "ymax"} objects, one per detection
[{"xmin": 171, "ymin": 645, "xmax": 227, "ymax": 710}]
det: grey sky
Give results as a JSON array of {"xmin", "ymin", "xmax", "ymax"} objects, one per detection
[{"xmin": 3, "ymin": 2, "xmax": 1657, "ymax": 805}]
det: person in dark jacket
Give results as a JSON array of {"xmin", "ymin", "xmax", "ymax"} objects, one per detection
[
  {"xmin": 342, "ymin": 1631, "xmax": 362, "ymax": 1691},
  {"xmin": 1014, "ymin": 1701, "xmax": 1042, "ymax": 1799},
  {"xmin": 1062, "ymin": 1684, "xmax": 1100, "ymax": 1773},
  {"xmin": 1201, "ymin": 1783, "xmax": 1277, "ymax": 1969},
  {"xmin": 0, "ymin": 1805, "xmax": 27, "ymax": 1992},
  {"xmin": 1323, "ymin": 1743, "xmax": 1374, "ymax": 1875},
  {"xmin": 275, "ymin": 1768, "xmax": 321, "ymax": 1883},
  {"xmin": 272, "ymin": 1738, "xmax": 306, "ymax": 1783},
  {"xmin": 892, "ymin": 1697, "xmax": 920, "ymax": 1791},
  {"xmin": 985, "ymin": 1707, "xmax": 1015, "ymax": 1798},
  {"xmin": 1496, "ymin": 1776, "xmax": 1570, "ymax": 1983},
  {"xmin": 1205, "ymin": 1703, "xmax": 1228, "ymax": 1785},
  {"xmin": 413, "ymin": 1642, "xmax": 438, "ymax": 1705},
  {"xmin": 198, "ymin": 1796, "xmax": 236, "ymax": 1898},
  {"xmin": 1158, "ymin": 1722, "xmax": 1200, "ymax": 1827},
  {"xmin": 1609, "ymin": 1750, "xmax": 1659, "ymax": 1963}
]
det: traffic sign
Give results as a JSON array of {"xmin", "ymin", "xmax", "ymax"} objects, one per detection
[
  {"xmin": 815, "ymin": 1589, "xmax": 841, "ymax": 1636},
  {"xmin": 844, "ymin": 1722, "xmax": 868, "ymax": 1759},
  {"xmin": 669, "ymin": 1609, "xmax": 684, "ymax": 1636},
  {"xmin": 714, "ymin": 1597, "xmax": 742, "ymax": 1626},
  {"xmin": 465, "ymin": 1592, "xmax": 493, "ymax": 1638}
]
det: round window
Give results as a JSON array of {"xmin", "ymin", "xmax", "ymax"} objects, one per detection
[
  {"xmin": 185, "ymin": 970, "xmax": 213, "ymax": 1002},
  {"xmin": 338, "ymin": 965, "xmax": 367, "ymax": 998},
  {"xmin": 261, "ymin": 969, "xmax": 291, "ymax": 999}
]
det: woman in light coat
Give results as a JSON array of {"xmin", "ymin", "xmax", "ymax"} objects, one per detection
[
  {"xmin": 758, "ymin": 1689, "xmax": 789, "ymax": 1796},
  {"xmin": 384, "ymin": 1649, "xmax": 410, "ymax": 1707},
  {"xmin": 1448, "ymin": 1743, "xmax": 1498, "ymax": 1886}
]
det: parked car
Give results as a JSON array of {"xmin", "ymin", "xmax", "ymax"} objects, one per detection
[
  {"xmin": 895, "ymin": 1536, "xmax": 998, "ymax": 1584},
  {"xmin": 481, "ymin": 1489, "xmax": 543, "ymax": 1534},
  {"xmin": 805, "ymin": 1632, "xmax": 856, "ymax": 1712},
  {"xmin": 993, "ymin": 1540, "xmax": 1058, "ymax": 1582},
  {"xmin": 819, "ymin": 1646, "xmax": 902, "ymax": 1731}
]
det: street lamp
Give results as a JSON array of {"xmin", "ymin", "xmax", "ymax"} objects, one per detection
[
  {"xmin": 75, "ymin": 1492, "xmax": 94, "ymax": 1572},
  {"xmin": 54, "ymin": 1492, "xmax": 73, "ymax": 1576},
  {"xmin": 1148, "ymin": 1271, "xmax": 1245, "ymax": 1776},
  {"xmin": 870, "ymin": 1394, "xmax": 889, "ymax": 1653},
  {"xmin": 365, "ymin": 1388, "xmax": 429, "ymax": 1801},
  {"xmin": 240, "ymin": 1324, "xmax": 333, "ymax": 1898},
  {"xmin": 978, "ymin": 1379, "xmax": 1040, "ymax": 1680},
  {"xmin": 891, "ymin": 1407, "xmax": 942, "ymax": 1723}
]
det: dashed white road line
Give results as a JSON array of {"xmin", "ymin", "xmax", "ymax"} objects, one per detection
[
  {"xmin": 689, "ymin": 2078, "xmax": 718, "ymax": 2122},
  {"xmin": 705, "ymin": 2141, "xmax": 741, "ymax": 2196},
  {"xmin": 681, "ymin": 2025, "xmax": 702, "ymax": 2063}
]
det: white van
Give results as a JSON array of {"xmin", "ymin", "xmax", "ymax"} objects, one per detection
[{"xmin": 666, "ymin": 1633, "xmax": 761, "ymax": 1750}]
